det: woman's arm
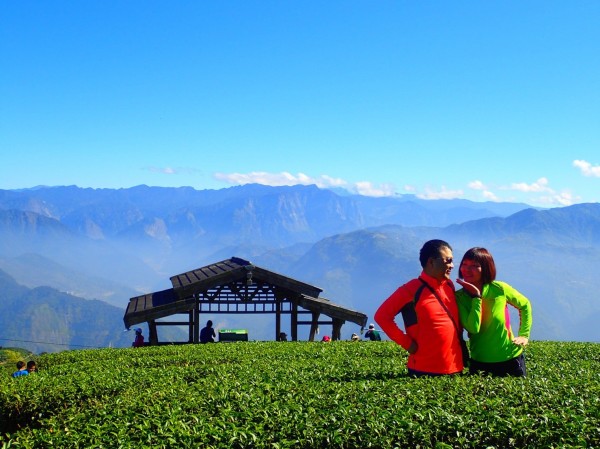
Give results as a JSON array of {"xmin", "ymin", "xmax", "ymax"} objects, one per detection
[{"xmin": 456, "ymin": 289, "xmax": 482, "ymax": 334}]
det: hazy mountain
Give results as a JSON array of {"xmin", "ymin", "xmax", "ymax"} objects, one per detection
[
  {"xmin": 270, "ymin": 203, "xmax": 600, "ymax": 343},
  {"xmin": 0, "ymin": 184, "xmax": 530, "ymax": 242},
  {"xmin": 2, "ymin": 184, "xmax": 597, "ymax": 346},
  {"xmin": 0, "ymin": 209, "xmax": 165, "ymax": 294},
  {"xmin": 0, "ymin": 184, "xmax": 531, "ymax": 305},
  {"xmin": 349, "ymin": 194, "xmax": 530, "ymax": 227},
  {"xmin": 0, "ymin": 253, "xmax": 139, "ymax": 307},
  {"xmin": 0, "ymin": 269, "xmax": 135, "ymax": 353},
  {"xmin": 0, "ymin": 269, "xmax": 189, "ymax": 354}
]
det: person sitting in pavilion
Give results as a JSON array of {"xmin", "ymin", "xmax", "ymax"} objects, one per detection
[{"xmin": 200, "ymin": 320, "xmax": 216, "ymax": 343}]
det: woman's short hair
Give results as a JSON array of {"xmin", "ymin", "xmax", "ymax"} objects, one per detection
[{"xmin": 459, "ymin": 247, "xmax": 496, "ymax": 285}]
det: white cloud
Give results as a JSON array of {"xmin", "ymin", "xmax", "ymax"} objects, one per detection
[
  {"xmin": 354, "ymin": 181, "xmax": 395, "ymax": 197},
  {"xmin": 501, "ymin": 177, "xmax": 579, "ymax": 206},
  {"xmin": 320, "ymin": 175, "xmax": 349, "ymax": 188},
  {"xmin": 573, "ymin": 160, "xmax": 600, "ymax": 177},
  {"xmin": 146, "ymin": 166, "xmax": 200, "ymax": 175},
  {"xmin": 468, "ymin": 180, "xmax": 487, "ymax": 191},
  {"xmin": 509, "ymin": 177, "xmax": 552, "ymax": 193},
  {"xmin": 211, "ymin": 171, "xmax": 584, "ymax": 206},
  {"xmin": 214, "ymin": 171, "xmax": 348, "ymax": 189},
  {"xmin": 214, "ymin": 171, "xmax": 396, "ymax": 197},
  {"xmin": 467, "ymin": 180, "xmax": 500, "ymax": 202},
  {"xmin": 147, "ymin": 166, "xmax": 177, "ymax": 174},
  {"xmin": 417, "ymin": 186, "xmax": 464, "ymax": 200},
  {"xmin": 534, "ymin": 191, "xmax": 579, "ymax": 207},
  {"xmin": 481, "ymin": 190, "xmax": 499, "ymax": 201}
]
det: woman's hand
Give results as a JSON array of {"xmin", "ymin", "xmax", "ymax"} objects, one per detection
[
  {"xmin": 512, "ymin": 336, "xmax": 529, "ymax": 346},
  {"xmin": 455, "ymin": 278, "xmax": 481, "ymax": 298}
]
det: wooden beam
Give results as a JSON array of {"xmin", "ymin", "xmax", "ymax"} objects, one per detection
[
  {"xmin": 154, "ymin": 321, "xmax": 191, "ymax": 326},
  {"xmin": 124, "ymin": 297, "xmax": 196, "ymax": 328},
  {"xmin": 297, "ymin": 320, "xmax": 333, "ymax": 325}
]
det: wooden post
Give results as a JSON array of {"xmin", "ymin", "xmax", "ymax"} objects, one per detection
[
  {"xmin": 332, "ymin": 318, "xmax": 344, "ymax": 341},
  {"xmin": 193, "ymin": 294, "xmax": 200, "ymax": 343},
  {"xmin": 291, "ymin": 302, "xmax": 298, "ymax": 342},
  {"xmin": 309, "ymin": 312, "xmax": 320, "ymax": 342},
  {"xmin": 275, "ymin": 297, "xmax": 281, "ymax": 341},
  {"xmin": 149, "ymin": 320, "xmax": 158, "ymax": 345}
]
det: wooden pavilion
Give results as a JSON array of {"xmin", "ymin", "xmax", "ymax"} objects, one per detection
[{"xmin": 123, "ymin": 257, "xmax": 367, "ymax": 344}]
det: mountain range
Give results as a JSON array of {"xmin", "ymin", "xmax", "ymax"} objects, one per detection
[{"xmin": 1, "ymin": 184, "xmax": 598, "ymax": 350}]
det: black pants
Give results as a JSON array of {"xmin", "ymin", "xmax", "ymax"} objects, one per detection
[{"xmin": 469, "ymin": 353, "xmax": 526, "ymax": 377}]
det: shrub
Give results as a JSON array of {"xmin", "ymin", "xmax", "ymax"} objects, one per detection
[{"xmin": 1, "ymin": 341, "xmax": 598, "ymax": 448}]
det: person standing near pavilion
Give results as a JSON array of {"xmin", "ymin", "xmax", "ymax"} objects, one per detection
[
  {"xmin": 364, "ymin": 324, "xmax": 382, "ymax": 341},
  {"xmin": 132, "ymin": 328, "xmax": 145, "ymax": 347}
]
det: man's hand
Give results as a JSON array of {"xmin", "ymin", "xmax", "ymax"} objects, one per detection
[{"xmin": 407, "ymin": 340, "xmax": 418, "ymax": 354}]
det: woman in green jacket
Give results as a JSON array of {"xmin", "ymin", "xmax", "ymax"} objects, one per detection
[{"xmin": 456, "ymin": 247, "xmax": 532, "ymax": 377}]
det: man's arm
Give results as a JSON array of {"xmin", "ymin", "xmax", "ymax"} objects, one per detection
[{"xmin": 375, "ymin": 283, "xmax": 416, "ymax": 352}]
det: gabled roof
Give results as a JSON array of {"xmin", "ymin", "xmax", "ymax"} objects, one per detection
[
  {"xmin": 124, "ymin": 257, "xmax": 367, "ymax": 330},
  {"xmin": 169, "ymin": 256, "xmax": 322, "ymax": 299}
]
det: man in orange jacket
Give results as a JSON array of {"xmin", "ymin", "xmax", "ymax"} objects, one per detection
[{"xmin": 375, "ymin": 239, "xmax": 464, "ymax": 376}]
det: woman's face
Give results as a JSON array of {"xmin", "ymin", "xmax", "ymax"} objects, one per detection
[{"xmin": 460, "ymin": 258, "xmax": 482, "ymax": 285}]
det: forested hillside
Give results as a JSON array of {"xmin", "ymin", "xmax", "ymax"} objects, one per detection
[{"xmin": 0, "ymin": 269, "xmax": 135, "ymax": 353}]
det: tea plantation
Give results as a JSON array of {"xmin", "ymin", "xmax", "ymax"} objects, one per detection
[{"xmin": 1, "ymin": 341, "xmax": 598, "ymax": 448}]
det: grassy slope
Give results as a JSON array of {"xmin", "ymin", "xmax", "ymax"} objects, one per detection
[{"xmin": 1, "ymin": 341, "xmax": 598, "ymax": 448}]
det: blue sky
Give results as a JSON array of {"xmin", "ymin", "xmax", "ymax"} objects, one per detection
[{"xmin": 2, "ymin": 1, "xmax": 599, "ymax": 207}]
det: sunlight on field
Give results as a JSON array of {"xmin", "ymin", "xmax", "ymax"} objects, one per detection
[{"xmin": 1, "ymin": 341, "xmax": 598, "ymax": 448}]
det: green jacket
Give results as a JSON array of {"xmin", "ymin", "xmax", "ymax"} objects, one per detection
[{"xmin": 456, "ymin": 281, "xmax": 532, "ymax": 363}]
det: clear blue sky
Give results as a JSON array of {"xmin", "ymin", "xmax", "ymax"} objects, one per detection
[{"xmin": 2, "ymin": 1, "xmax": 599, "ymax": 207}]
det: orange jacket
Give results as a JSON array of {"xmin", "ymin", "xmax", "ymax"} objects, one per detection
[{"xmin": 375, "ymin": 272, "xmax": 463, "ymax": 375}]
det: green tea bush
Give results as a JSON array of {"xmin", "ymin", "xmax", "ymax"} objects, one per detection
[{"xmin": 1, "ymin": 341, "xmax": 598, "ymax": 448}]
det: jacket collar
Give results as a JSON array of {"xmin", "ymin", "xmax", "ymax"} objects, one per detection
[{"xmin": 419, "ymin": 271, "xmax": 453, "ymax": 290}]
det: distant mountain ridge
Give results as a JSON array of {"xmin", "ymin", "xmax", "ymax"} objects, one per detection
[
  {"xmin": 1, "ymin": 184, "xmax": 598, "ymax": 348},
  {"xmin": 0, "ymin": 253, "xmax": 139, "ymax": 307},
  {"xmin": 0, "ymin": 184, "xmax": 531, "ymax": 289},
  {"xmin": 276, "ymin": 202, "xmax": 600, "ymax": 342},
  {"xmin": 0, "ymin": 184, "xmax": 531, "ymax": 238}
]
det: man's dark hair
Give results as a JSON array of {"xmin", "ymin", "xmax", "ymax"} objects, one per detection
[
  {"xmin": 419, "ymin": 239, "xmax": 452, "ymax": 268},
  {"xmin": 16, "ymin": 361, "xmax": 25, "ymax": 370}
]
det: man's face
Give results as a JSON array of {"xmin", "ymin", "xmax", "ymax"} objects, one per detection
[{"xmin": 426, "ymin": 246, "xmax": 454, "ymax": 281}]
